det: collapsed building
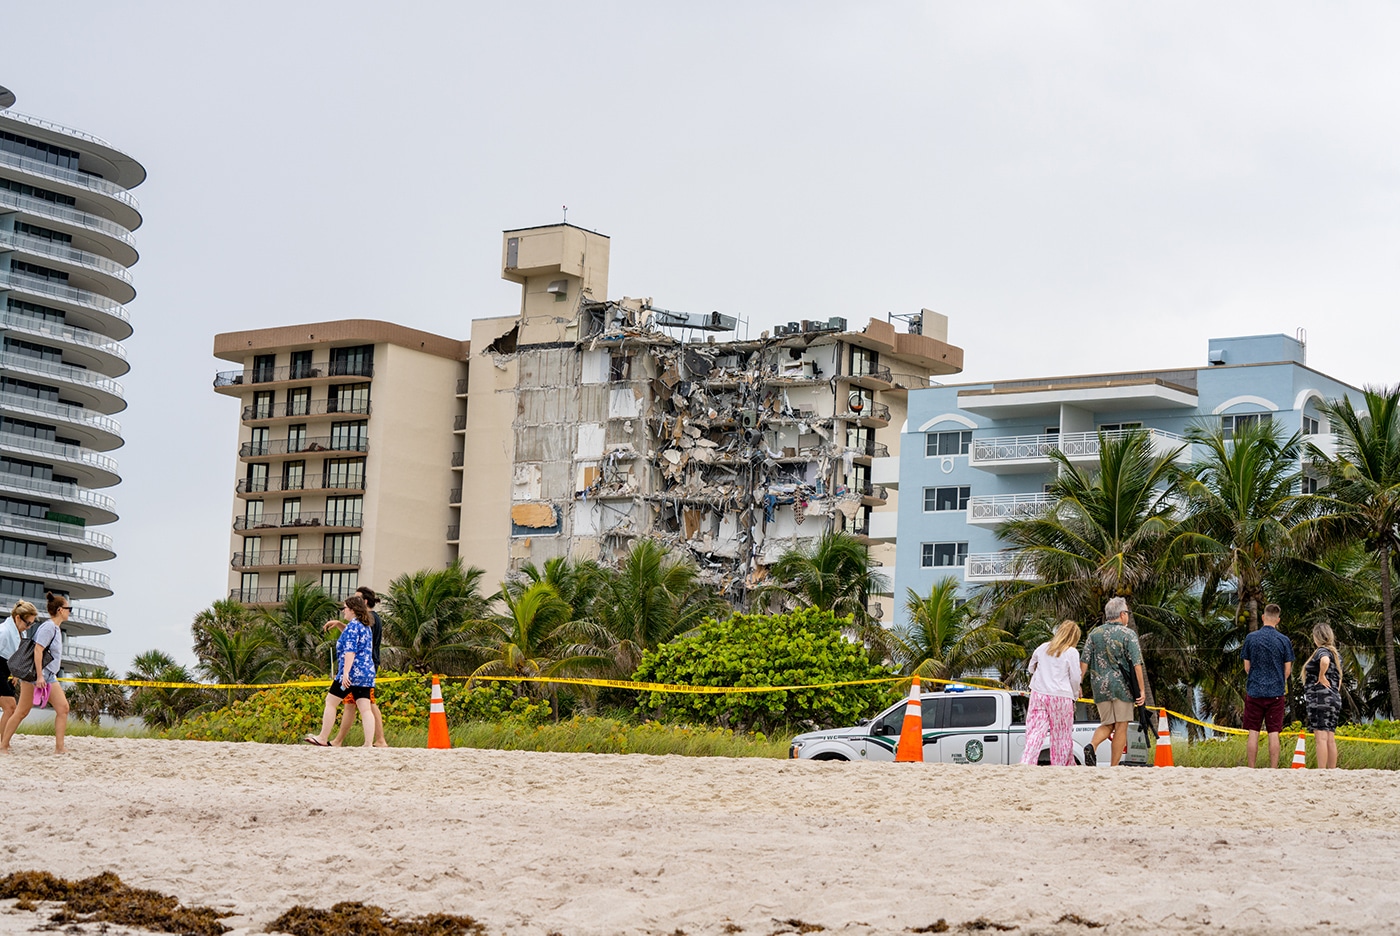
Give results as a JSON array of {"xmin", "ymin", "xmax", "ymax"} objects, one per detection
[{"xmin": 458, "ymin": 224, "xmax": 965, "ymax": 609}]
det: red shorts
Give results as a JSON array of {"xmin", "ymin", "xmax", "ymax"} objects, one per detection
[{"xmin": 1242, "ymin": 694, "xmax": 1285, "ymax": 734}]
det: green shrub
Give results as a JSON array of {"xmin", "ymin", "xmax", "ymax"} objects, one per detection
[
  {"xmin": 162, "ymin": 673, "xmax": 550, "ymax": 743},
  {"xmin": 631, "ymin": 607, "xmax": 894, "ymax": 732}
]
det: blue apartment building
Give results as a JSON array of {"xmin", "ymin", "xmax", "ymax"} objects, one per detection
[{"xmin": 877, "ymin": 333, "xmax": 1364, "ymax": 624}]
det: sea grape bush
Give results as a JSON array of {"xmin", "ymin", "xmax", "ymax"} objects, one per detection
[{"xmin": 632, "ymin": 607, "xmax": 894, "ymax": 732}]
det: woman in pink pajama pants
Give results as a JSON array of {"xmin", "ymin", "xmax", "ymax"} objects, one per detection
[{"xmin": 1019, "ymin": 620, "xmax": 1083, "ymax": 766}]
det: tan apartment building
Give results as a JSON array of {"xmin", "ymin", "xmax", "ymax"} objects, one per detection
[
  {"xmin": 213, "ymin": 223, "xmax": 963, "ymax": 611},
  {"xmin": 212, "ymin": 321, "xmax": 465, "ymax": 603}
]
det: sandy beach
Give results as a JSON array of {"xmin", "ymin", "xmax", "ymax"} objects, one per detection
[{"xmin": 1, "ymin": 736, "xmax": 1397, "ymax": 935}]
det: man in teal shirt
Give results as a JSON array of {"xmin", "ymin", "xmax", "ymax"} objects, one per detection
[{"xmin": 1080, "ymin": 596, "xmax": 1146, "ymax": 766}]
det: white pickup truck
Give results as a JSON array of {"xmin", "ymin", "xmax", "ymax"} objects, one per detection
[{"xmin": 787, "ymin": 686, "xmax": 1152, "ymax": 766}]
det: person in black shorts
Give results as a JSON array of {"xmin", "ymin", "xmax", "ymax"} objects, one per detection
[
  {"xmin": 303, "ymin": 595, "xmax": 377, "ymax": 748},
  {"xmin": 1303, "ymin": 623, "xmax": 1342, "ymax": 769},
  {"xmin": 330, "ymin": 586, "xmax": 388, "ymax": 747}
]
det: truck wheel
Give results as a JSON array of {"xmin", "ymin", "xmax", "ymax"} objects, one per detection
[
  {"xmin": 810, "ymin": 753, "xmax": 850, "ymax": 762},
  {"xmin": 1037, "ymin": 750, "xmax": 1052, "ymax": 766}
]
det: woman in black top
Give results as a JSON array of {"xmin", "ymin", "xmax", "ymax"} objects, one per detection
[{"xmin": 1303, "ymin": 623, "xmax": 1342, "ymax": 769}]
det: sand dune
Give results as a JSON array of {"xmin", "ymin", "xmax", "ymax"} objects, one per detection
[{"xmin": 1, "ymin": 735, "xmax": 1397, "ymax": 935}]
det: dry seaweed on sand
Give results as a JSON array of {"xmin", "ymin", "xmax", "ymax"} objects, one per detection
[
  {"xmin": 267, "ymin": 902, "xmax": 484, "ymax": 936},
  {"xmin": 0, "ymin": 870, "xmax": 230, "ymax": 936},
  {"xmin": 1054, "ymin": 914, "xmax": 1105, "ymax": 929},
  {"xmin": 908, "ymin": 924, "xmax": 949, "ymax": 934},
  {"xmin": 770, "ymin": 921, "xmax": 824, "ymax": 935},
  {"xmin": 959, "ymin": 921, "xmax": 1017, "ymax": 933}
]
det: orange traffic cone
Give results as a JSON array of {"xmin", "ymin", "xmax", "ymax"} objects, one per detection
[
  {"xmin": 894, "ymin": 676, "xmax": 924, "ymax": 763},
  {"xmin": 1291, "ymin": 732, "xmax": 1307, "ymax": 769},
  {"xmin": 427, "ymin": 676, "xmax": 451, "ymax": 749},
  {"xmin": 1154, "ymin": 708, "xmax": 1173, "ymax": 767}
]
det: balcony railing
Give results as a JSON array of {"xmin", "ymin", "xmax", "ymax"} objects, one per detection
[
  {"xmin": 449, "ymin": 487, "xmax": 462, "ymax": 504},
  {"xmin": 229, "ymin": 586, "xmax": 361, "ymax": 604},
  {"xmin": 856, "ymin": 482, "xmax": 888, "ymax": 501},
  {"xmin": 965, "ymin": 551, "xmax": 1036, "ymax": 581},
  {"xmin": 0, "ymin": 309, "xmax": 127, "ymax": 360},
  {"xmin": 0, "ymin": 511, "xmax": 113, "ymax": 551},
  {"xmin": 456, "ymin": 377, "xmax": 469, "ymax": 395},
  {"xmin": 2, "ymin": 109, "xmax": 119, "ymax": 151},
  {"xmin": 848, "ymin": 439, "xmax": 890, "ymax": 459},
  {"xmin": 453, "ymin": 414, "xmax": 466, "ymax": 431},
  {"xmin": 967, "ymin": 493, "xmax": 1055, "ymax": 523},
  {"xmin": 2, "ymin": 593, "xmax": 107, "ymax": 631},
  {"xmin": 846, "ymin": 363, "xmax": 893, "ymax": 383},
  {"xmin": 236, "ymin": 474, "xmax": 365, "ymax": 494},
  {"xmin": 233, "ymin": 511, "xmax": 363, "ymax": 532},
  {"xmin": 447, "ymin": 524, "xmax": 460, "ymax": 540},
  {"xmin": 451, "ymin": 451, "xmax": 464, "ymax": 467},
  {"xmin": 0, "ymin": 189, "xmax": 136, "ymax": 248},
  {"xmin": 0, "ymin": 431, "xmax": 119, "ymax": 476},
  {"xmin": 231, "ymin": 549, "xmax": 361, "ymax": 569},
  {"xmin": 0, "ymin": 553, "xmax": 109, "ymax": 589},
  {"xmin": 242, "ymin": 399, "xmax": 372, "ymax": 421},
  {"xmin": 971, "ymin": 428, "xmax": 1186, "ymax": 464},
  {"xmin": 60, "ymin": 642, "xmax": 106, "ymax": 668},
  {"xmin": 0, "ymin": 392, "xmax": 122, "ymax": 436},
  {"xmin": 239, "ymin": 436, "xmax": 369, "ymax": 458},
  {"xmin": 0, "ymin": 269, "xmax": 130, "ymax": 323},
  {"xmin": 0, "ymin": 352, "xmax": 125, "ymax": 400},
  {"xmin": 0, "ymin": 147, "xmax": 140, "ymax": 210},
  {"xmin": 840, "ymin": 401, "xmax": 891, "ymax": 423},
  {"xmin": 0, "ymin": 470, "xmax": 116, "ymax": 512},
  {"xmin": 214, "ymin": 361, "xmax": 374, "ymax": 388},
  {"xmin": 0, "ymin": 230, "xmax": 133, "ymax": 284}
]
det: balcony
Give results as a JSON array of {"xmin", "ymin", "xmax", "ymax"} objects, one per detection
[
  {"xmin": 451, "ymin": 451, "xmax": 464, "ymax": 468},
  {"xmin": 0, "ymin": 188, "xmax": 136, "ymax": 251},
  {"xmin": 0, "ymin": 147, "xmax": 140, "ymax": 213},
  {"xmin": 870, "ymin": 455, "xmax": 900, "ymax": 490},
  {"xmin": 233, "ymin": 511, "xmax": 363, "ymax": 533},
  {"xmin": 0, "ymin": 512, "xmax": 115, "ymax": 561},
  {"xmin": 456, "ymin": 377, "xmax": 469, "ymax": 396},
  {"xmin": 0, "ymin": 553, "xmax": 111, "ymax": 597},
  {"xmin": 0, "ymin": 431, "xmax": 120, "ymax": 487},
  {"xmin": 857, "ymin": 482, "xmax": 889, "ymax": 505},
  {"xmin": 0, "ymin": 229, "xmax": 135, "ymax": 292},
  {"xmin": 446, "ymin": 524, "xmax": 460, "ymax": 542},
  {"xmin": 449, "ymin": 487, "xmax": 462, "ymax": 505},
  {"xmin": 0, "ymin": 392, "xmax": 122, "ymax": 451},
  {"xmin": 60, "ymin": 641, "xmax": 107, "ymax": 671},
  {"xmin": 1303, "ymin": 433, "xmax": 1339, "ymax": 463},
  {"xmin": 838, "ymin": 400, "xmax": 891, "ymax": 427},
  {"xmin": 969, "ymin": 428, "xmax": 1188, "ymax": 474},
  {"xmin": 236, "ymin": 474, "xmax": 365, "ymax": 496},
  {"xmin": 839, "ymin": 363, "xmax": 894, "ymax": 390},
  {"xmin": 239, "ymin": 435, "xmax": 369, "ymax": 459},
  {"xmin": 242, "ymin": 399, "xmax": 372, "ymax": 422},
  {"xmin": 848, "ymin": 440, "xmax": 890, "ymax": 462},
  {"xmin": 453, "ymin": 414, "xmax": 467, "ymax": 432},
  {"xmin": 231, "ymin": 548, "xmax": 361, "ymax": 570},
  {"xmin": 0, "ymin": 309, "xmax": 128, "ymax": 369},
  {"xmin": 0, "ymin": 471, "xmax": 118, "ymax": 523},
  {"xmin": 0, "ymin": 352, "xmax": 125, "ymax": 408},
  {"xmin": 964, "ymin": 551, "xmax": 1037, "ymax": 583},
  {"xmin": 866, "ymin": 510, "xmax": 897, "ymax": 543},
  {"xmin": 228, "ymin": 585, "xmax": 361, "ymax": 605},
  {"xmin": 2, "ymin": 593, "xmax": 108, "ymax": 637},
  {"xmin": 213, "ymin": 361, "xmax": 374, "ymax": 391},
  {"xmin": 967, "ymin": 493, "xmax": 1055, "ymax": 526}
]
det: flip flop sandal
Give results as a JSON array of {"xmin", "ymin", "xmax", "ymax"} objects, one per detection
[{"xmin": 302, "ymin": 734, "xmax": 329, "ymax": 747}]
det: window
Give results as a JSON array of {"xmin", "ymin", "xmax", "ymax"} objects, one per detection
[
  {"xmin": 239, "ymin": 572, "xmax": 259, "ymax": 596},
  {"xmin": 246, "ymin": 463, "xmax": 269, "ymax": 493},
  {"xmin": 247, "ymin": 427, "xmax": 269, "ymax": 457},
  {"xmin": 286, "ymin": 424, "xmax": 306, "ymax": 452},
  {"xmin": 324, "ymin": 533, "xmax": 360, "ymax": 564},
  {"xmin": 0, "ymin": 497, "xmax": 49, "ymax": 520},
  {"xmin": 1303, "ymin": 415, "xmax": 1320, "ymax": 436},
  {"xmin": 1, "ymin": 417, "xmax": 56, "ymax": 442},
  {"xmin": 946, "ymin": 696, "xmax": 996, "ymax": 729},
  {"xmin": 252, "ymin": 354, "xmax": 277, "ymax": 383},
  {"xmin": 0, "ymin": 130, "xmax": 83, "ymax": 171},
  {"xmin": 921, "ymin": 542, "xmax": 969, "ymax": 568},
  {"xmin": 276, "ymin": 572, "xmax": 297, "ymax": 600},
  {"xmin": 0, "ymin": 577, "xmax": 48, "ymax": 600},
  {"xmin": 925, "ymin": 430, "xmax": 972, "ymax": 457},
  {"xmin": 279, "ymin": 535, "xmax": 298, "ymax": 564},
  {"xmin": 923, "ymin": 486, "xmax": 971, "ymax": 512},
  {"xmin": 14, "ymin": 221, "xmax": 72, "ymax": 245},
  {"xmin": 4, "ymin": 337, "xmax": 64, "ymax": 364},
  {"xmin": 324, "ymin": 458, "xmax": 365, "ymax": 489},
  {"xmin": 1, "ymin": 376, "xmax": 60, "ymax": 402},
  {"xmin": 0, "ymin": 177, "xmax": 76, "ymax": 207},
  {"xmin": 328, "ymin": 383, "xmax": 370, "ymax": 415},
  {"xmin": 609, "ymin": 352, "xmax": 631, "ymax": 382},
  {"xmin": 847, "ymin": 426, "xmax": 875, "ymax": 455},
  {"xmin": 250, "ymin": 391, "xmax": 274, "ymax": 419},
  {"xmin": 7, "ymin": 298, "xmax": 66, "ymax": 324},
  {"xmin": 289, "ymin": 350, "xmax": 314, "ymax": 380},
  {"xmin": 847, "ymin": 388, "xmax": 875, "ymax": 415},
  {"xmin": 281, "ymin": 498, "xmax": 302, "ymax": 525},
  {"xmin": 326, "ymin": 496, "xmax": 363, "ymax": 528},
  {"xmin": 0, "ymin": 537, "xmax": 47, "ymax": 560},
  {"xmin": 330, "ymin": 421, "xmax": 368, "ymax": 452},
  {"xmin": 1011, "ymin": 695, "xmax": 1028, "ymax": 726},
  {"xmin": 321, "ymin": 570, "xmax": 359, "ymax": 598},
  {"xmin": 1222, "ymin": 413, "xmax": 1271, "ymax": 438},
  {"xmin": 1, "ymin": 456, "xmax": 53, "ymax": 481},
  {"xmin": 329, "ymin": 345, "xmax": 373, "ymax": 378},
  {"xmin": 243, "ymin": 537, "xmax": 262, "ymax": 564},
  {"xmin": 850, "ymin": 346, "xmax": 880, "ymax": 378},
  {"xmin": 10, "ymin": 260, "xmax": 68, "ymax": 283},
  {"xmin": 287, "ymin": 387, "xmax": 311, "ymax": 417},
  {"xmin": 282, "ymin": 460, "xmax": 305, "ymax": 491},
  {"xmin": 1300, "ymin": 476, "xmax": 1319, "ymax": 495},
  {"xmin": 1098, "ymin": 422, "xmax": 1142, "ymax": 432},
  {"xmin": 244, "ymin": 501, "xmax": 264, "ymax": 526}
]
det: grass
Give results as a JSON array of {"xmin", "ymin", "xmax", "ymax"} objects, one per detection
[
  {"xmin": 1173, "ymin": 735, "xmax": 1400, "ymax": 770},
  {"xmin": 387, "ymin": 715, "xmax": 794, "ymax": 758},
  {"xmin": 15, "ymin": 719, "xmax": 152, "ymax": 738}
]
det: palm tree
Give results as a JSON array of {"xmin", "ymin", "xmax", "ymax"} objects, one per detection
[
  {"xmin": 463, "ymin": 581, "xmax": 612, "ymax": 707},
  {"xmin": 1301, "ymin": 388, "xmax": 1400, "ymax": 716},
  {"xmin": 257, "ymin": 581, "xmax": 339, "ymax": 676},
  {"xmin": 591, "ymin": 540, "xmax": 728, "ymax": 676},
  {"xmin": 506, "ymin": 555, "xmax": 608, "ymax": 621},
  {"xmin": 64, "ymin": 666, "xmax": 128, "ymax": 725},
  {"xmin": 758, "ymin": 531, "xmax": 890, "ymax": 650},
  {"xmin": 191, "ymin": 598, "xmax": 256, "ymax": 666},
  {"xmin": 891, "ymin": 578, "xmax": 1024, "ymax": 682},
  {"xmin": 1182, "ymin": 419, "xmax": 1302, "ymax": 632},
  {"xmin": 381, "ymin": 560, "xmax": 491, "ymax": 673},
  {"xmin": 127, "ymin": 650, "xmax": 207, "ymax": 729},
  {"xmin": 197, "ymin": 623, "xmax": 286, "ymax": 703}
]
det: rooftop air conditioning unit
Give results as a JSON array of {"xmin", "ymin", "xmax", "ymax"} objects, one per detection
[{"xmin": 828, "ymin": 316, "xmax": 848, "ymax": 332}]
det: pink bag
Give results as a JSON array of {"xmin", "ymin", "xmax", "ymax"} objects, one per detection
[{"xmin": 32, "ymin": 682, "xmax": 50, "ymax": 708}]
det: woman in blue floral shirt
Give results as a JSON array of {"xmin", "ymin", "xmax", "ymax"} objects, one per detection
[{"xmin": 303, "ymin": 594, "xmax": 376, "ymax": 747}]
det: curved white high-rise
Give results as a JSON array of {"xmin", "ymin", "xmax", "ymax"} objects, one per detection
[{"xmin": 0, "ymin": 85, "xmax": 144, "ymax": 670}]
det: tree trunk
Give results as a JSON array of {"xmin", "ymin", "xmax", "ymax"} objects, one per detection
[{"xmin": 1381, "ymin": 542, "xmax": 1400, "ymax": 718}]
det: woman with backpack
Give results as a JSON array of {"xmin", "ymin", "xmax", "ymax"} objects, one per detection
[
  {"xmin": 0, "ymin": 599, "xmax": 32, "ymax": 734},
  {"xmin": 0, "ymin": 594, "xmax": 70, "ymax": 754}
]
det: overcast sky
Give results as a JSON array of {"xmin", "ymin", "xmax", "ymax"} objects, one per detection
[{"xmin": 5, "ymin": 3, "xmax": 1399, "ymax": 672}]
